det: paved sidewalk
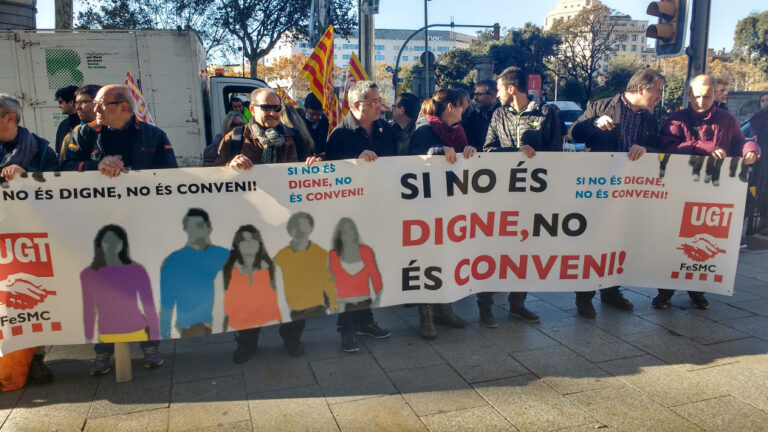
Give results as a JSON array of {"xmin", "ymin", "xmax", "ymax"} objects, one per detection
[{"xmin": 2, "ymin": 249, "xmax": 768, "ymax": 431}]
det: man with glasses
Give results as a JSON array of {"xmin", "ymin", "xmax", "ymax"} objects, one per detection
[
  {"xmin": 462, "ymin": 79, "xmax": 501, "ymax": 150},
  {"xmin": 324, "ymin": 81, "xmax": 393, "ymax": 352},
  {"xmin": 64, "ymin": 84, "xmax": 177, "ymax": 375},
  {"xmin": 59, "ymin": 85, "xmax": 101, "ymax": 164},
  {"xmin": 54, "ymin": 85, "xmax": 80, "ymax": 157},
  {"xmin": 390, "ymin": 92, "xmax": 419, "ymax": 156},
  {"xmin": 214, "ymin": 88, "xmax": 298, "ymax": 167}
]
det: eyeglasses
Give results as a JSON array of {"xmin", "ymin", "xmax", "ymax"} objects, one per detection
[
  {"xmin": 75, "ymin": 99, "xmax": 93, "ymax": 107},
  {"xmin": 94, "ymin": 100, "xmax": 124, "ymax": 109},
  {"xmin": 256, "ymin": 104, "xmax": 282, "ymax": 112}
]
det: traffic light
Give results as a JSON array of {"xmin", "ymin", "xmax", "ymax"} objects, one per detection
[
  {"xmin": 646, "ymin": 0, "xmax": 688, "ymax": 58},
  {"xmin": 492, "ymin": 23, "xmax": 500, "ymax": 41}
]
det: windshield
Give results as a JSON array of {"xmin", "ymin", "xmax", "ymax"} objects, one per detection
[{"xmin": 559, "ymin": 110, "xmax": 583, "ymax": 122}]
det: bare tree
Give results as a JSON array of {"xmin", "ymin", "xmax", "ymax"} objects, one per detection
[{"xmin": 548, "ymin": 3, "xmax": 619, "ymax": 105}]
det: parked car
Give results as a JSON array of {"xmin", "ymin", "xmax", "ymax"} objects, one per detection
[{"xmin": 546, "ymin": 101, "xmax": 584, "ymax": 137}]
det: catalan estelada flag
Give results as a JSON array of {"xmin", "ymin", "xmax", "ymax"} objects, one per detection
[
  {"xmin": 342, "ymin": 52, "xmax": 370, "ymax": 116},
  {"xmin": 124, "ymin": 69, "xmax": 154, "ymax": 125},
  {"xmin": 300, "ymin": 25, "xmax": 342, "ymax": 134}
]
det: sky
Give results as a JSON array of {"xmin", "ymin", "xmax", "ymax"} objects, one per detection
[{"xmin": 35, "ymin": 0, "xmax": 765, "ymax": 52}]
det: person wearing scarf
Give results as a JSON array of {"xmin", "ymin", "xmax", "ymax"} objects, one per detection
[
  {"xmin": 0, "ymin": 94, "xmax": 58, "ymax": 180},
  {"xmin": 214, "ymin": 89, "xmax": 298, "ymax": 168},
  {"xmin": 408, "ymin": 88, "xmax": 476, "ymax": 340}
]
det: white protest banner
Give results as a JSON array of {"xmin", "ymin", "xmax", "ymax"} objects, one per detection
[{"xmin": 0, "ymin": 153, "xmax": 747, "ymax": 354}]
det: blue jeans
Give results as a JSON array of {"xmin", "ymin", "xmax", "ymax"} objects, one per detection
[{"xmin": 337, "ymin": 309, "xmax": 374, "ymax": 336}]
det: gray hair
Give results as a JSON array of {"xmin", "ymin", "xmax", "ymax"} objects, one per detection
[
  {"xmin": 625, "ymin": 68, "xmax": 666, "ymax": 93},
  {"xmin": 347, "ymin": 81, "xmax": 378, "ymax": 105},
  {"xmin": 250, "ymin": 87, "xmax": 279, "ymax": 103},
  {"xmin": 0, "ymin": 94, "xmax": 22, "ymax": 123}
]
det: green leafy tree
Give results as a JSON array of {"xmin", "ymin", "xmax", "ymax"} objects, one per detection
[
  {"xmin": 734, "ymin": 10, "xmax": 768, "ymax": 75},
  {"xmin": 548, "ymin": 3, "xmax": 620, "ymax": 106},
  {"xmin": 596, "ymin": 55, "xmax": 646, "ymax": 98},
  {"xmin": 435, "ymin": 48, "xmax": 475, "ymax": 90},
  {"xmin": 489, "ymin": 23, "xmax": 560, "ymax": 75}
]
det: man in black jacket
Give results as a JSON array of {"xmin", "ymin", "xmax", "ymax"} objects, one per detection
[
  {"xmin": 391, "ymin": 92, "xmax": 419, "ymax": 155},
  {"xmin": 568, "ymin": 67, "xmax": 665, "ymax": 318},
  {"xmin": 324, "ymin": 80, "xmax": 392, "ymax": 353},
  {"xmin": 64, "ymin": 84, "xmax": 177, "ymax": 375},
  {"xmin": 1, "ymin": 94, "xmax": 59, "ymax": 180},
  {"xmin": 304, "ymin": 93, "xmax": 330, "ymax": 156},
  {"xmin": 462, "ymin": 79, "xmax": 501, "ymax": 149},
  {"xmin": 54, "ymin": 85, "xmax": 80, "ymax": 157}
]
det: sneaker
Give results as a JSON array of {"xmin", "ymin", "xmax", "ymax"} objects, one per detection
[
  {"xmin": 704, "ymin": 174, "xmax": 712, "ymax": 183},
  {"xmin": 357, "ymin": 322, "xmax": 391, "ymax": 339},
  {"xmin": 142, "ymin": 346, "xmax": 164, "ymax": 369},
  {"xmin": 600, "ymin": 292, "xmax": 634, "ymax": 311},
  {"xmin": 689, "ymin": 292, "xmax": 709, "ymax": 310},
  {"xmin": 508, "ymin": 305, "xmax": 541, "ymax": 323},
  {"xmin": 89, "ymin": 352, "xmax": 113, "ymax": 376},
  {"xmin": 693, "ymin": 173, "xmax": 700, "ymax": 182},
  {"xmin": 341, "ymin": 333, "xmax": 360, "ymax": 353},
  {"xmin": 652, "ymin": 293, "xmax": 672, "ymax": 309},
  {"xmin": 28, "ymin": 354, "xmax": 53, "ymax": 384},
  {"xmin": 576, "ymin": 300, "xmax": 596, "ymax": 319},
  {"xmin": 233, "ymin": 344, "xmax": 256, "ymax": 364},
  {"xmin": 283, "ymin": 340, "xmax": 305, "ymax": 357},
  {"xmin": 713, "ymin": 179, "xmax": 720, "ymax": 187}
]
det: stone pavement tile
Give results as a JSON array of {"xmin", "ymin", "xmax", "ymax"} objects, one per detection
[
  {"xmin": 420, "ymin": 405, "xmax": 517, "ymax": 432},
  {"xmin": 331, "ymin": 394, "xmax": 426, "ymax": 432},
  {"xmin": 685, "ymin": 298, "xmax": 756, "ymax": 321},
  {"xmin": 365, "ymin": 338, "xmax": 444, "ymax": 373},
  {"xmin": 474, "ymin": 375, "xmax": 595, "ymax": 432},
  {"xmin": 0, "ymin": 390, "xmax": 21, "ymax": 426},
  {"xmin": 709, "ymin": 337, "xmax": 768, "ymax": 371},
  {"xmin": 510, "ymin": 345, "xmax": 621, "ymax": 395},
  {"xmin": 639, "ymin": 310, "xmax": 747, "ymax": 345},
  {"xmin": 83, "ymin": 408, "xmax": 169, "ymax": 432},
  {"xmin": 734, "ymin": 281, "xmax": 768, "ymax": 298},
  {"xmin": 172, "ymin": 331, "xmax": 234, "ymax": 350},
  {"xmin": 485, "ymin": 323, "xmax": 560, "ymax": 354},
  {"xmin": 734, "ymin": 262, "xmax": 765, "ymax": 277},
  {"xmin": 552, "ymin": 424, "xmax": 616, "ymax": 432},
  {"xmin": 709, "ymin": 289, "xmax": 763, "ymax": 305},
  {"xmin": 168, "ymin": 375, "xmax": 250, "ymax": 431},
  {"xmin": 589, "ymin": 308, "xmax": 663, "ymax": 337},
  {"xmin": 242, "ymin": 347, "xmax": 316, "ymax": 395},
  {"xmin": 44, "ymin": 343, "xmax": 99, "ymax": 363},
  {"xmin": 672, "ymin": 395, "xmax": 768, "ymax": 432},
  {"xmin": 621, "ymin": 330, "xmax": 738, "ymax": 371},
  {"xmin": 303, "ymin": 326, "xmax": 371, "ymax": 362},
  {"xmin": 422, "ymin": 324, "xmax": 488, "ymax": 345},
  {"xmin": 366, "ymin": 307, "xmax": 415, "ymax": 333},
  {"xmin": 431, "ymin": 338, "xmax": 527, "ymax": 383},
  {"xmin": 172, "ymin": 339, "xmax": 242, "ymax": 384},
  {"xmin": 565, "ymin": 385, "xmax": 704, "ymax": 432},
  {"xmin": 729, "ymin": 299, "xmax": 768, "ymax": 317},
  {"xmin": 2, "ymin": 361, "xmax": 96, "ymax": 431},
  {"xmin": 720, "ymin": 315, "xmax": 768, "ymax": 341},
  {"xmin": 598, "ymin": 355, "xmax": 727, "ymax": 407},
  {"xmin": 311, "ymin": 353, "xmax": 396, "ymax": 404},
  {"xmin": 185, "ymin": 420, "xmax": 252, "ymax": 431},
  {"xmin": 737, "ymin": 251, "xmax": 768, "ymax": 267},
  {"xmin": 388, "ymin": 363, "xmax": 487, "ymax": 416},
  {"xmin": 541, "ymin": 324, "xmax": 644, "ymax": 363},
  {"xmin": 249, "ymin": 385, "xmax": 338, "ymax": 432},
  {"xmin": 530, "ymin": 291, "xmax": 578, "ymax": 311},
  {"xmin": 690, "ymin": 362, "xmax": 768, "ymax": 412},
  {"xmin": 89, "ymin": 369, "xmax": 172, "ymax": 418},
  {"xmin": 516, "ymin": 300, "xmax": 576, "ymax": 329}
]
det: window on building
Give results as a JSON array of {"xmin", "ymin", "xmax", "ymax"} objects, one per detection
[
  {"xmin": 437, "ymin": 46, "xmax": 449, "ymax": 52},
  {"xmin": 614, "ymin": 44, "xmax": 619, "ymax": 50},
  {"xmin": 402, "ymin": 56, "xmax": 408, "ymax": 61},
  {"xmin": 374, "ymin": 44, "xmax": 385, "ymax": 50},
  {"xmin": 342, "ymin": 44, "xmax": 358, "ymax": 49},
  {"xmin": 631, "ymin": 45, "xmax": 636, "ymax": 52},
  {"xmin": 632, "ymin": 35, "xmax": 637, "ymax": 41},
  {"xmin": 414, "ymin": 46, "xmax": 425, "ymax": 51},
  {"xmin": 642, "ymin": 56, "xmax": 647, "ymax": 61},
  {"xmin": 375, "ymin": 55, "xmax": 385, "ymax": 60},
  {"xmin": 298, "ymin": 42, "xmax": 309, "ymax": 48},
  {"xmin": 621, "ymin": 45, "xmax": 626, "ymax": 51},
  {"xmin": 343, "ymin": 54, "xmax": 350, "ymax": 60}
]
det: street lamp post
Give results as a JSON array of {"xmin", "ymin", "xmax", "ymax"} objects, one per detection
[{"xmin": 424, "ymin": 0, "xmax": 430, "ymax": 99}]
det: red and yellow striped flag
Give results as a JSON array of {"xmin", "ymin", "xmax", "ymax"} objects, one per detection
[
  {"xmin": 276, "ymin": 85, "xmax": 298, "ymax": 108},
  {"xmin": 124, "ymin": 69, "xmax": 154, "ymax": 125},
  {"xmin": 300, "ymin": 25, "xmax": 341, "ymax": 134},
  {"xmin": 342, "ymin": 52, "xmax": 370, "ymax": 116}
]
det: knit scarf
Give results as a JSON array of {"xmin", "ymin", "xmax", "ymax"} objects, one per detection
[
  {"xmin": 251, "ymin": 123, "xmax": 285, "ymax": 164},
  {"xmin": 426, "ymin": 115, "xmax": 467, "ymax": 152},
  {"xmin": 0, "ymin": 126, "xmax": 39, "ymax": 169}
]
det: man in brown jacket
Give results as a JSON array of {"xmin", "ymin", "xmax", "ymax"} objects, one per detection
[{"xmin": 215, "ymin": 88, "xmax": 298, "ymax": 167}]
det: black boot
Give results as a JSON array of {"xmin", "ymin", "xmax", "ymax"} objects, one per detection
[
  {"xmin": 477, "ymin": 301, "xmax": 498, "ymax": 328},
  {"xmin": 419, "ymin": 304, "xmax": 437, "ymax": 340},
  {"xmin": 433, "ymin": 303, "xmax": 468, "ymax": 328}
]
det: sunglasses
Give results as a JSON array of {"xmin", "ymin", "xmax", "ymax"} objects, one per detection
[{"xmin": 256, "ymin": 104, "xmax": 282, "ymax": 112}]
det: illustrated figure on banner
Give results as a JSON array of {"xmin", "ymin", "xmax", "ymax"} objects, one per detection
[
  {"xmin": 222, "ymin": 225, "xmax": 282, "ymax": 330},
  {"xmin": 329, "ymin": 217, "xmax": 383, "ymax": 312},
  {"xmin": 81, "ymin": 225, "xmax": 160, "ymax": 343},
  {"xmin": 160, "ymin": 208, "xmax": 229, "ymax": 338}
]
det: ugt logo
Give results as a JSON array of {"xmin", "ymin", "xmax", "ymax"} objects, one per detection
[
  {"xmin": 677, "ymin": 203, "xmax": 733, "ymax": 262},
  {"xmin": 0, "ymin": 233, "xmax": 57, "ymax": 310}
]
